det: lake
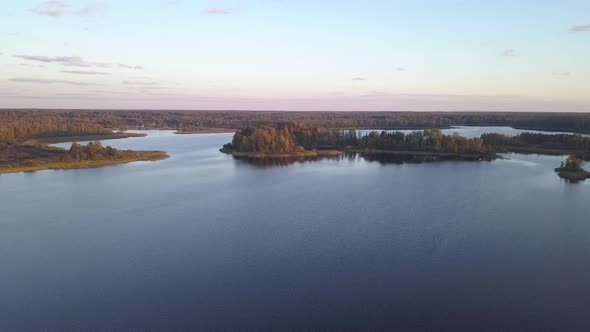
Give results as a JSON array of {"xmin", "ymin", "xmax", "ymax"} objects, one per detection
[{"xmin": 1, "ymin": 127, "xmax": 589, "ymax": 331}]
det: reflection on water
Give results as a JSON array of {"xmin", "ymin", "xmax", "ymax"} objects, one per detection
[
  {"xmin": 233, "ymin": 151, "xmax": 492, "ymax": 167},
  {"xmin": 232, "ymin": 153, "xmax": 354, "ymax": 167}
]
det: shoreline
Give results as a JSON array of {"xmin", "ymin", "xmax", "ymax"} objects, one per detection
[
  {"xmin": 554, "ymin": 167, "xmax": 590, "ymax": 181},
  {"xmin": 221, "ymin": 148, "xmax": 497, "ymax": 161},
  {"xmin": 0, "ymin": 151, "xmax": 169, "ymax": 175},
  {"xmin": 220, "ymin": 149, "xmax": 342, "ymax": 158},
  {"xmin": 351, "ymin": 149, "xmax": 499, "ymax": 161},
  {"xmin": 498, "ymin": 146, "xmax": 590, "ymax": 160}
]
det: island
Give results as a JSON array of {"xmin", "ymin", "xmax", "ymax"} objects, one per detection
[
  {"xmin": 554, "ymin": 155, "xmax": 590, "ymax": 181},
  {"xmin": 220, "ymin": 125, "xmax": 499, "ymax": 161},
  {"xmin": 0, "ymin": 141, "xmax": 168, "ymax": 174}
]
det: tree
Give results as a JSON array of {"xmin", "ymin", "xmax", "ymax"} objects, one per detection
[{"xmin": 564, "ymin": 155, "xmax": 583, "ymax": 172}]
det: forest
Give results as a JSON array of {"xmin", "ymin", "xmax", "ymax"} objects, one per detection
[
  {"xmin": 2, "ymin": 109, "xmax": 590, "ymax": 144},
  {"xmin": 223, "ymin": 124, "xmax": 590, "ymax": 162},
  {"xmin": 481, "ymin": 132, "xmax": 590, "ymax": 159},
  {"xmin": 222, "ymin": 125, "xmax": 496, "ymax": 157}
]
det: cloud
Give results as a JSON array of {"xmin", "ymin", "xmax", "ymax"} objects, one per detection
[
  {"xmin": 352, "ymin": 77, "xmax": 365, "ymax": 81},
  {"xmin": 20, "ymin": 63, "xmax": 45, "ymax": 68},
  {"xmin": 396, "ymin": 67, "xmax": 407, "ymax": 71},
  {"xmin": 14, "ymin": 54, "xmax": 78, "ymax": 63},
  {"xmin": 118, "ymin": 63, "xmax": 143, "ymax": 70},
  {"xmin": 552, "ymin": 72, "xmax": 570, "ymax": 76},
  {"xmin": 14, "ymin": 54, "xmax": 142, "ymax": 70},
  {"xmin": 28, "ymin": 0, "xmax": 68, "ymax": 17},
  {"xmin": 128, "ymin": 86, "xmax": 168, "ymax": 90},
  {"xmin": 203, "ymin": 7, "xmax": 240, "ymax": 14},
  {"xmin": 569, "ymin": 24, "xmax": 590, "ymax": 32},
  {"xmin": 9, "ymin": 78, "xmax": 99, "ymax": 86},
  {"xmin": 122, "ymin": 80, "xmax": 158, "ymax": 85},
  {"xmin": 502, "ymin": 49, "xmax": 516, "ymax": 57},
  {"xmin": 28, "ymin": 1, "xmax": 105, "ymax": 17},
  {"xmin": 61, "ymin": 70, "xmax": 110, "ymax": 75},
  {"xmin": 75, "ymin": 2, "xmax": 106, "ymax": 16}
]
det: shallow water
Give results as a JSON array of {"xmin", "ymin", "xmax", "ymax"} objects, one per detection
[{"xmin": 1, "ymin": 128, "xmax": 589, "ymax": 331}]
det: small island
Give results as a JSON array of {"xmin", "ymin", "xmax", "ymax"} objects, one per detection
[
  {"xmin": 220, "ymin": 125, "xmax": 498, "ymax": 161},
  {"xmin": 0, "ymin": 141, "xmax": 168, "ymax": 174},
  {"xmin": 555, "ymin": 155, "xmax": 590, "ymax": 181}
]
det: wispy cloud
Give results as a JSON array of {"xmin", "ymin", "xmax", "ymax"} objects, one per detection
[
  {"xmin": 14, "ymin": 54, "xmax": 142, "ymax": 70},
  {"xmin": 352, "ymin": 77, "xmax": 365, "ymax": 81},
  {"xmin": 9, "ymin": 77, "xmax": 99, "ymax": 86},
  {"xmin": 28, "ymin": 1, "xmax": 105, "ymax": 17},
  {"xmin": 75, "ymin": 2, "xmax": 106, "ymax": 16},
  {"xmin": 127, "ymin": 86, "xmax": 168, "ymax": 90},
  {"xmin": 117, "ymin": 63, "xmax": 143, "ymax": 70},
  {"xmin": 552, "ymin": 71, "xmax": 570, "ymax": 76},
  {"xmin": 61, "ymin": 70, "xmax": 110, "ymax": 75},
  {"xmin": 569, "ymin": 24, "xmax": 590, "ymax": 32},
  {"xmin": 203, "ymin": 7, "xmax": 241, "ymax": 14},
  {"xmin": 28, "ymin": 0, "xmax": 68, "ymax": 17},
  {"xmin": 14, "ymin": 54, "xmax": 78, "ymax": 63},
  {"xmin": 397, "ymin": 67, "xmax": 407, "ymax": 71},
  {"xmin": 502, "ymin": 49, "xmax": 516, "ymax": 57},
  {"xmin": 122, "ymin": 80, "xmax": 158, "ymax": 85},
  {"xmin": 20, "ymin": 63, "xmax": 45, "ymax": 68}
]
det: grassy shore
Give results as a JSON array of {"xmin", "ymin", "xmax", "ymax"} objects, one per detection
[{"xmin": 0, "ymin": 151, "xmax": 168, "ymax": 174}]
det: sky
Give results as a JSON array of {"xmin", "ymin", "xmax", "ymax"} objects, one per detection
[{"xmin": 0, "ymin": 0, "xmax": 589, "ymax": 111}]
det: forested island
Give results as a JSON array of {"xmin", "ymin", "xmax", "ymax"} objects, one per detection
[
  {"xmin": 221, "ymin": 124, "xmax": 590, "ymax": 166},
  {"xmin": 0, "ymin": 141, "xmax": 167, "ymax": 174},
  {"xmin": 221, "ymin": 125, "xmax": 498, "ymax": 161},
  {"xmin": 554, "ymin": 155, "xmax": 590, "ymax": 181}
]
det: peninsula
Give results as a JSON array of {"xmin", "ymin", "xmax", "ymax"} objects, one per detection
[{"xmin": 0, "ymin": 141, "xmax": 168, "ymax": 174}]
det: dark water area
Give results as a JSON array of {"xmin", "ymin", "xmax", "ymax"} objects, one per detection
[{"xmin": 1, "ymin": 128, "xmax": 589, "ymax": 331}]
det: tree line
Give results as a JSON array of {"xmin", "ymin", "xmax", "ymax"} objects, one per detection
[
  {"xmin": 481, "ymin": 132, "xmax": 590, "ymax": 152},
  {"xmin": 223, "ymin": 125, "xmax": 495, "ymax": 155},
  {"xmin": 3, "ymin": 109, "xmax": 590, "ymax": 144}
]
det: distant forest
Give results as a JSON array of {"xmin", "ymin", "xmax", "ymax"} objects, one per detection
[{"xmin": 2, "ymin": 109, "xmax": 590, "ymax": 144}]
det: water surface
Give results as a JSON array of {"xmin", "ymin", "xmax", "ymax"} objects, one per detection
[{"xmin": 1, "ymin": 128, "xmax": 589, "ymax": 331}]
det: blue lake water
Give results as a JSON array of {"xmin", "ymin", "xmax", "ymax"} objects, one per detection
[{"xmin": 1, "ymin": 127, "xmax": 589, "ymax": 331}]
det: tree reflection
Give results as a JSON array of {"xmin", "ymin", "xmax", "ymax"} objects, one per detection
[{"xmin": 230, "ymin": 152, "xmax": 476, "ymax": 168}]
